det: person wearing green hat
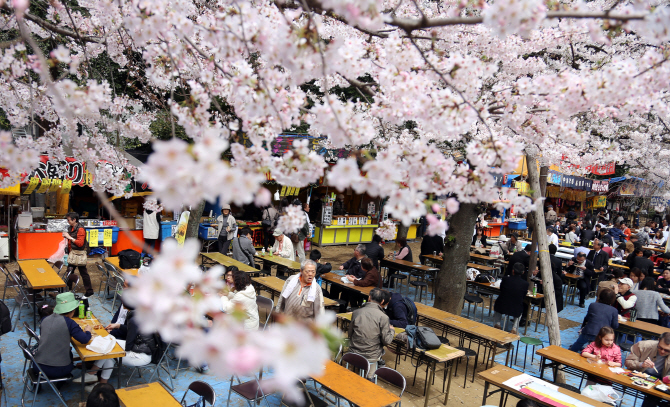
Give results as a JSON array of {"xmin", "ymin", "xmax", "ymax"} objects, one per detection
[{"xmin": 33, "ymin": 292, "xmax": 91, "ymax": 378}]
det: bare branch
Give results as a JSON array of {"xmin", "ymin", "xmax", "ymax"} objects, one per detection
[{"xmin": 22, "ymin": 10, "xmax": 102, "ymax": 44}]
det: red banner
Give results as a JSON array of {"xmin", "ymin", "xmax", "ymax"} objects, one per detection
[{"xmin": 586, "ymin": 162, "xmax": 615, "ymax": 175}]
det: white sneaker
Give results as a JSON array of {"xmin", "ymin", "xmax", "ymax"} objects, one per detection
[
  {"xmin": 72, "ymin": 373, "xmax": 98, "ymax": 384},
  {"xmin": 85, "ymin": 383, "xmax": 99, "ymax": 392}
]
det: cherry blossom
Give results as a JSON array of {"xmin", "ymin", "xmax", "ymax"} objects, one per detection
[{"xmin": 276, "ymin": 204, "xmax": 306, "ymax": 235}]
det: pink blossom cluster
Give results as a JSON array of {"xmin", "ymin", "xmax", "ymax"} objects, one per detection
[{"xmin": 375, "ymin": 220, "xmax": 397, "ymax": 241}]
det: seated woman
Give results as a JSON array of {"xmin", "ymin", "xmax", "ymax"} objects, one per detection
[
  {"xmin": 105, "ymin": 280, "xmax": 132, "ymax": 339},
  {"xmin": 74, "ymin": 300, "xmax": 156, "ymax": 390},
  {"xmin": 633, "ymin": 277, "xmax": 670, "ymax": 325},
  {"xmin": 33, "ymin": 293, "xmax": 92, "ymax": 378},
  {"xmin": 220, "ymin": 268, "xmax": 259, "ymax": 331}
]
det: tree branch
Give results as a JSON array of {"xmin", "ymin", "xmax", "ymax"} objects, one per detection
[{"xmin": 21, "ymin": 11, "xmax": 102, "ymax": 44}]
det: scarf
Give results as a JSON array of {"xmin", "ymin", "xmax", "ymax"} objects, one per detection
[{"xmin": 282, "ymin": 274, "xmax": 317, "ymax": 302}]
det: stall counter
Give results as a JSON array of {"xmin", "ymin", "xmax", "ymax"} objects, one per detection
[
  {"xmin": 310, "ymin": 223, "xmax": 419, "ymax": 247},
  {"xmin": 16, "ymin": 229, "xmax": 157, "ymax": 260},
  {"xmin": 483, "ymin": 222, "xmax": 507, "ymax": 238}
]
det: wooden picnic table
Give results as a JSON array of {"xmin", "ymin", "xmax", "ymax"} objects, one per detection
[
  {"xmin": 422, "ymin": 254, "xmax": 497, "ymax": 273},
  {"xmin": 251, "ymin": 276, "xmax": 338, "ymax": 308},
  {"xmin": 254, "ymin": 252, "xmax": 301, "ymax": 272},
  {"xmin": 478, "ymin": 366, "xmax": 612, "ymax": 407},
  {"xmin": 469, "ymin": 253, "xmax": 497, "ymax": 263},
  {"xmin": 17, "ymin": 259, "xmax": 66, "ymax": 329},
  {"xmin": 616, "ymin": 318, "xmax": 670, "ymax": 340},
  {"xmin": 537, "ymin": 345, "xmax": 670, "ymax": 402},
  {"xmin": 608, "ymin": 260, "xmax": 629, "ymax": 270},
  {"xmin": 200, "ymin": 252, "xmax": 259, "ymax": 273},
  {"xmin": 320, "ymin": 272, "xmax": 376, "ymax": 296},
  {"xmin": 311, "ymin": 361, "xmax": 401, "ymax": 407},
  {"xmin": 72, "ymin": 311, "xmax": 126, "ymax": 399},
  {"xmin": 645, "ymin": 245, "xmax": 666, "ymax": 254},
  {"xmin": 379, "ymin": 258, "xmax": 438, "ymax": 280},
  {"xmin": 116, "ymin": 383, "xmax": 181, "ymax": 407},
  {"xmin": 413, "ymin": 302, "xmax": 518, "ymax": 368},
  {"xmin": 466, "ymin": 280, "xmax": 545, "ymax": 335}
]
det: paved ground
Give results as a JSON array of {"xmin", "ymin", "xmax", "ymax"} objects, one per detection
[{"xmin": 0, "ymin": 240, "xmax": 645, "ymax": 406}]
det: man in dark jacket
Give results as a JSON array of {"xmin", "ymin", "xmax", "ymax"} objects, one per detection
[
  {"xmin": 493, "ymin": 263, "xmax": 529, "ymax": 334},
  {"xmin": 420, "ymin": 232, "xmax": 444, "ymax": 264},
  {"xmin": 587, "ymin": 240, "xmax": 609, "ymax": 274},
  {"xmin": 366, "ymin": 235, "xmax": 385, "ymax": 270},
  {"xmin": 535, "ymin": 245, "xmax": 564, "ymax": 314},
  {"xmin": 506, "ymin": 244, "xmax": 531, "ymax": 279},
  {"xmin": 598, "ymin": 228, "xmax": 614, "ymax": 247},
  {"xmin": 632, "ymin": 250, "xmax": 656, "ymax": 276},
  {"xmin": 309, "ymin": 249, "xmax": 332, "ymax": 280},
  {"xmin": 569, "ymin": 288, "xmax": 619, "ymax": 352},
  {"xmin": 565, "ymin": 252, "xmax": 595, "ymax": 308},
  {"xmin": 340, "ymin": 244, "xmax": 366, "ymax": 279},
  {"xmin": 580, "ymin": 225, "xmax": 596, "ymax": 246},
  {"xmin": 548, "ymin": 244, "xmax": 563, "ymax": 277},
  {"xmin": 384, "ymin": 291, "xmax": 415, "ymax": 329},
  {"xmin": 608, "ymin": 224, "xmax": 624, "ymax": 243}
]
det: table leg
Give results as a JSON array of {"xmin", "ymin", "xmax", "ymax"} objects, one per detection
[
  {"xmin": 498, "ymin": 389, "xmax": 505, "ymax": 407},
  {"xmin": 33, "ymin": 289, "xmax": 39, "ymax": 330},
  {"xmin": 539, "ymin": 356, "xmax": 546, "ymax": 380},
  {"xmin": 117, "ymin": 357, "xmax": 121, "ymax": 391},
  {"xmin": 443, "ymin": 361, "xmax": 454, "ymax": 406},
  {"xmin": 423, "ymin": 359, "xmax": 435, "ymax": 407},
  {"xmin": 481, "ymin": 381, "xmax": 489, "ymax": 406}
]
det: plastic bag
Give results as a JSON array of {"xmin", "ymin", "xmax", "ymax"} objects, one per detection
[
  {"xmin": 489, "ymin": 244, "xmax": 502, "ymax": 258},
  {"xmin": 466, "ymin": 268, "xmax": 480, "ymax": 281},
  {"xmin": 86, "ymin": 335, "xmax": 117, "ymax": 355},
  {"xmin": 581, "ymin": 384, "xmax": 621, "ymax": 404},
  {"xmin": 48, "ymin": 239, "xmax": 68, "ymax": 264}
]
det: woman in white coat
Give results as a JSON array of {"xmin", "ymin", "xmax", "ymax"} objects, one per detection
[{"xmin": 220, "ymin": 267, "xmax": 259, "ymax": 331}]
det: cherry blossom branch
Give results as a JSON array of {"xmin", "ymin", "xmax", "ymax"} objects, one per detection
[{"xmin": 18, "ymin": 10, "xmax": 102, "ymax": 44}]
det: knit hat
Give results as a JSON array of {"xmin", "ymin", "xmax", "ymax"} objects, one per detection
[{"xmin": 53, "ymin": 292, "xmax": 80, "ymax": 314}]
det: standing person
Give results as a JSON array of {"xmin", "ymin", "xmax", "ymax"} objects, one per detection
[
  {"xmin": 366, "ymin": 234, "xmax": 385, "ymax": 270},
  {"xmin": 34, "ymin": 294, "xmax": 92, "ymax": 378},
  {"xmin": 569, "ymin": 288, "xmax": 619, "ymax": 352},
  {"xmin": 332, "ymin": 194, "xmax": 346, "ymax": 216},
  {"xmin": 615, "ymin": 278, "xmax": 637, "ymax": 318},
  {"xmin": 506, "ymin": 244, "xmax": 531, "ymax": 278},
  {"xmin": 546, "ymin": 205, "xmax": 557, "ymax": 224},
  {"xmin": 565, "ymin": 252, "xmax": 595, "ymax": 308},
  {"xmin": 276, "ymin": 260, "xmax": 324, "ymax": 320},
  {"xmin": 62, "ymin": 212, "xmax": 94, "ymax": 297},
  {"xmin": 347, "ymin": 288, "xmax": 395, "ymax": 377},
  {"xmin": 493, "ymin": 263, "xmax": 529, "ymax": 335},
  {"xmin": 293, "ymin": 199, "xmax": 310, "ymax": 264},
  {"xmin": 232, "ymin": 227, "xmax": 256, "ymax": 267},
  {"xmin": 217, "ymin": 205, "xmax": 237, "ymax": 255},
  {"xmin": 261, "ymin": 204, "xmax": 279, "ymax": 250},
  {"xmin": 308, "ymin": 193, "xmax": 323, "ymax": 222},
  {"xmin": 625, "ymin": 332, "xmax": 670, "ymax": 407},
  {"xmin": 633, "ymin": 277, "xmax": 670, "ymax": 325},
  {"xmin": 220, "ymin": 268, "xmax": 259, "ymax": 331},
  {"xmin": 142, "ymin": 207, "xmax": 161, "ymax": 254},
  {"xmin": 533, "ymin": 245, "xmax": 564, "ymax": 314}
]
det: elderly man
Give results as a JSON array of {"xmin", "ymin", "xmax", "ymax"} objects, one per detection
[
  {"xmin": 626, "ymin": 332, "xmax": 670, "ymax": 407},
  {"xmin": 340, "ymin": 244, "xmax": 366, "ymax": 279},
  {"xmin": 276, "ymin": 260, "xmax": 324, "ymax": 320},
  {"xmin": 232, "ymin": 227, "xmax": 256, "ymax": 267},
  {"xmin": 268, "ymin": 229, "xmax": 294, "ymax": 277},
  {"xmin": 587, "ymin": 240, "xmax": 609, "ymax": 274},
  {"xmin": 500, "ymin": 233, "xmax": 523, "ymax": 256},
  {"xmin": 546, "ymin": 205, "xmax": 557, "ymax": 224},
  {"xmin": 546, "ymin": 227, "xmax": 559, "ymax": 247},
  {"xmin": 615, "ymin": 277, "xmax": 637, "ymax": 318},
  {"xmin": 348, "ymin": 288, "xmax": 395, "ymax": 377}
]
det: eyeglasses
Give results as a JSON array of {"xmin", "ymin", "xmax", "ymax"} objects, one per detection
[{"xmin": 658, "ymin": 344, "xmax": 670, "ymax": 354}]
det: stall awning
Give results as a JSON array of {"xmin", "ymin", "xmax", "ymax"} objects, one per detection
[{"xmin": 0, "ymin": 183, "xmax": 20, "ymax": 196}]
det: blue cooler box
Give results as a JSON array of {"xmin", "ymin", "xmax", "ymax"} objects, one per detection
[
  {"xmin": 508, "ymin": 220, "xmax": 527, "ymax": 230},
  {"xmin": 198, "ymin": 224, "xmax": 218, "ymax": 240},
  {"xmin": 161, "ymin": 221, "xmax": 178, "ymax": 240}
]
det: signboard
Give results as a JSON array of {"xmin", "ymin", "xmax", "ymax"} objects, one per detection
[
  {"xmin": 587, "ymin": 162, "xmax": 616, "ymax": 176},
  {"xmin": 175, "ymin": 211, "xmax": 190, "ymax": 246},
  {"xmin": 583, "ymin": 179, "xmax": 593, "ymax": 192},
  {"xmin": 619, "ymin": 183, "xmax": 636, "ymax": 196},
  {"xmin": 561, "ymin": 175, "xmax": 576, "ymax": 189},
  {"xmin": 573, "ymin": 177, "xmax": 585, "ymax": 190},
  {"xmin": 591, "ymin": 180, "xmax": 609, "ymax": 193},
  {"xmin": 548, "ymin": 170, "xmax": 562, "ymax": 185}
]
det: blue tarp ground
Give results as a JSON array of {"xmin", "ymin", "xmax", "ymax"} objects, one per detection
[{"xmin": 0, "ymin": 275, "xmax": 648, "ymax": 407}]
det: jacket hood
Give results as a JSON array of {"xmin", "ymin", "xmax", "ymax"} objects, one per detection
[{"xmin": 238, "ymin": 284, "xmax": 256, "ymax": 299}]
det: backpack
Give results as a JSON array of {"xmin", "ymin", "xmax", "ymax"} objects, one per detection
[
  {"xmin": 401, "ymin": 297, "xmax": 417, "ymax": 326},
  {"xmin": 118, "ymin": 249, "xmax": 142, "ymax": 269},
  {"xmin": 403, "ymin": 325, "xmax": 441, "ymax": 351},
  {"xmin": 150, "ymin": 334, "xmax": 166, "ymax": 365},
  {"xmin": 475, "ymin": 272, "xmax": 495, "ymax": 284},
  {"xmin": 0, "ymin": 301, "xmax": 11, "ymax": 335}
]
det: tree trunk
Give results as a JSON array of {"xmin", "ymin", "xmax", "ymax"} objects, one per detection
[
  {"xmin": 186, "ymin": 200, "xmax": 206, "ymax": 239},
  {"xmin": 397, "ymin": 224, "xmax": 409, "ymax": 241},
  {"xmin": 527, "ymin": 166, "xmax": 548, "ymax": 278},
  {"xmin": 526, "ymin": 152, "xmax": 565, "ymax": 383},
  {"xmin": 433, "ymin": 203, "xmax": 479, "ymax": 314}
]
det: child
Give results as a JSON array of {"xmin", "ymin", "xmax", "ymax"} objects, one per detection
[
  {"xmin": 582, "ymin": 326, "xmax": 622, "ymax": 367},
  {"xmin": 581, "ymin": 326, "xmax": 622, "ymax": 386}
]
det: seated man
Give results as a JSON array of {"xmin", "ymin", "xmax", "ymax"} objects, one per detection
[
  {"xmin": 615, "ymin": 277, "xmax": 637, "ymax": 318},
  {"xmin": 385, "ymin": 291, "xmax": 415, "ymax": 329},
  {"xmin": 493, "ymin": 263, "xmax": 529, "ymax": 335},
  {"xmin": 500, "ymin": 233, "xmax": 523, "ymax": 256},
  {"xmin": 232, "ymin": 227, "xmax": 256, "ymax": 267},
  {"xmin": 625, "ymin": 332, "xmax": 670, "ymax": 407},
  {"xmin": 268, "ymin": 229, "xmax": 294, "ymax": 277},
  {"xmin": 565, "ymin": 252, "xmax": 595, "ymax": 308},
  {"xmin": 348, "ymin": 288, "xmax": 395, "ymax": 377},
  {"xmin": 332, "ymin": 244, "xmax": 366, "ymax": 300}
]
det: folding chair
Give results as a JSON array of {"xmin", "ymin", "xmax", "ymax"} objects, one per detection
[
  {"xmin": 374, "ymin": 367, "xmax": 406, "ymax": 407},
  {"xmin": 110, "ymin": 273, "xmax": 125, "ymax": 313},
  {"xmin": 7, "ymin": 271, "xmax": 36, "ymax": 331},
  {"xmin": 0, "ymin": 264, "xmax": 22, "ymax": 302},
  {"xmin": 18, "ymin": 339, "xmax": 71, "ymax": 407},
  {"xmin": 256, "ymin": 296, "xmax": 273, "ymax": 330},
  {"xmin": 180, "ymin": 380, "xmax": 216, "ymax": 406},
  {"xmin": 226, "ymin": 372, "xmax": 272, "ymax": 407},
  {"xmin": 125, "ymin": 338, "xmax": 175, "ymax": 391},
  {"xmin": 281, "ymin": 379, "xmax": 328, "ymax": 407},
  {"xmin": 23, "ymin": 321, "xmax": 39, "ymax": 347},
  {"xmin": 341, "ymin": 352, "xmax": 370, "ymax": 378},
  {"xmin": 97, "ymin": 264, "xmax": 116, "ymax": 300}
]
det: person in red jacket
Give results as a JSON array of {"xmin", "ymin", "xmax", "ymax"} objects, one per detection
[{"xmin": 62, "ymin": 212, "xmax": 94, "ymax": 296}]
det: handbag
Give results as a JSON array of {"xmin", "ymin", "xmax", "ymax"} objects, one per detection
[
  {"xmin": 68, "ymin": 249, "xmax": 87, "ymax": 266},
  {"xmin": 261, "ymin": 209, "xmax": 272, "ymax": 227}
]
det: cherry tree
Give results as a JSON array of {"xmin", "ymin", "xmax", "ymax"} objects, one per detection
[{"xmin": 2, "ymin": 0, "xmax": 670, "ymax": 391}]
